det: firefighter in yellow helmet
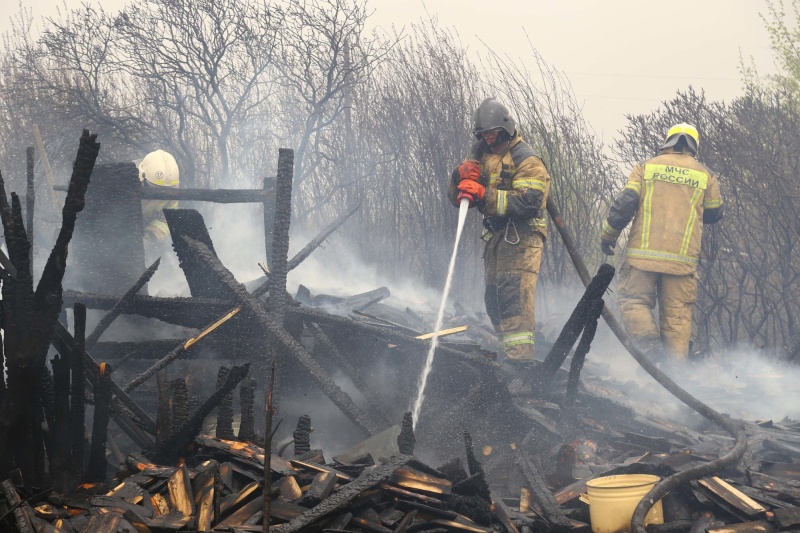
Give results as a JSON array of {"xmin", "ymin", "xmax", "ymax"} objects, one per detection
[
  {"xmin": 138, "ymin": 150, "xmax": 180, "ymax": 245},
  {"xmin": 600, "ymin": 124, "xmax": 723, "ymax": 360},
  {"xmin": 448, "ymin": 98, "xmax": 551, "ymax": 375}
]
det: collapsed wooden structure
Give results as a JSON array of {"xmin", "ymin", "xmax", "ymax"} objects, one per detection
[{"xmin": 1, "ymin": 133, "xmax": 800, "ymax": 532}]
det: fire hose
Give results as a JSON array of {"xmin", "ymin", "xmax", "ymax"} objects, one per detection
[{"xmin": 545, "ymin": 197, "xmax": 747, "ymax": 533}]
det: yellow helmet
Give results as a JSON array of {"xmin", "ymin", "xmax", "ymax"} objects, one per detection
[
  {"xmin": 138, "ymin": 150, "xmax": 180, "ymax": 187},
  {"xmin": 661, "ymin": 123, "xmax": 699, "ymax": 156}
]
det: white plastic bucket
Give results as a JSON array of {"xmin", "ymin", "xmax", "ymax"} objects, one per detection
[{"xmin": 579, "ymin": 474, "xmax": 664, "ymax": 533}]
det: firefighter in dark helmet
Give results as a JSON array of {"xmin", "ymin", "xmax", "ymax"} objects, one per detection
[
  {"xmin": 448, "ymin": 98, "xmax": 551, "ymax": 374},
  {"xmin": 600, "ymin": 123, "xmax": 723, "ymax": 360}
]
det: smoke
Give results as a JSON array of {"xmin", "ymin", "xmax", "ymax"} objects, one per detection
[{"xmin": 581, "ymin": 333, "xmax": 800, "ymax": 427}]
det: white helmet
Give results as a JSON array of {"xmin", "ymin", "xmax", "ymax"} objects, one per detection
[{"xmin": 138, "ymin": 150, "xmax": 179, "ymax": 187}]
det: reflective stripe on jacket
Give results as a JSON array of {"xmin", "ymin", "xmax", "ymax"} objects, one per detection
[
  {"xmin": 143, "ymin": 199, "xmax": 179, "ymax": 241},
  {"xmin": 602, "ymin": 150, "xmax": 723, "ymax": 275}
]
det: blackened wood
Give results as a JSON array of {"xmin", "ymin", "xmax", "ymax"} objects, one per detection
[
  {"xmin": 515, "ymin": 450, "xmax": 571, "ymax": 529},
  {"xmin": 25, "ymin": 147, "xmax": 34, "ymax": 266},
  {"xmin": 85, "ymin": 258, "xmax": 160, "ymax": 348},
  {"xmin": 0, "ymin": 131, "xmax": 99, "ymax": 480},
  {"xmin": 1, "ymin": 479, "xmax": 35, "ymax": 533},
  {"xmin": 50, "ymin": 321, "xmax": 157, "ymax": 447},
  {"xmin": 51, "ymin": 352, "xmax": 73, "ymax": 491},
  {"xmin": 87, "ymin": 363, "xmax": 112, "ymax": 482},
  {"xmin": 63, "ymin": 291, "xmax": 228, "ymax": 330},
  {"xmin": 298, "ymin": 471, "xmax": 337, "ymax": 507},
  {"xmin": 152, "ymin": 363, "xmax": 250, "ymax": 464},
  {"xmin": 268, "ymin": 149, "xmax": 294, "ymax": 324},
  {"xmin": 564, "ymin": 298, "xmax": 604, "ymax": 407},
  {"xmin": 279, "ymin": 455, "xmax": 412, "ymax": 533},
  {"xmin": 164, "ymin": 209, "xmax": 230, "ymax": 300},
  {"xmin": 71, "ymin": 303, "xmax": 86, "ymax": 480},
  {"xmin": 462, "ymin": 433, "xmax": 490, "ymax": 502},
  {"xmin": 293, "ymin": 415, "xmax": 311, "ymax": 456},
  {"xmin": 263, "ymin": 176, "xmax": 275, "ymax": 276},
  {"xmin": 706, "ymin": 522, "xmax": 774, "ymax": 533},
  {"xmin": 264, "ymin": 359, "xmax": 276, "ymax": 533},
  {"xmin": 534, "ymin": 264, "xmax": 615, "ymax": 389},
  {"xmin": 64, "ymin": 161, "xmax": 143, "ymax": 296},
  {"xmin": 119, "ymin": 185, "xmax": 274, "ymax": 203},
  {"xmin": 216, "ymin": 366, "xmax": 235, "ymax": 440},
  {"xmin": 397, "ymin": 412, "xmax": 415, "ymax": 455},
  {"xmin": 239, "ymin": 377, "xmax": 256, "ymax": 442},
  {"xmin": 156, "ymin": 371, "xmax": 171, "ymax": 445},
  {"xmin": 171, "ymin": 378, "xmax": 189, "ymax": 431},
  {"xmin": 184, "ymin": 236, "xmax": 380, "ymax": 437}
]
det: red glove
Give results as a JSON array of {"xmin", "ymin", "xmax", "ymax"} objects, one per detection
[
  {"xmin": 457, "ymin": 179, "xmax": 486, "ymax": 201},
  {"xmin": 457, "ymin": 160, "xmax": 480, "ymax": 182}
]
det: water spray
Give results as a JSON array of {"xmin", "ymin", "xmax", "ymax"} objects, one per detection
[{"xmin": 411, "ymin": 195, "xmax": 472, "ymax": 429}]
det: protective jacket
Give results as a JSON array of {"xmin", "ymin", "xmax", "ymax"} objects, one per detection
[
  {"xmin": 449, "ymin": 133, "xmax": 550, "ymax": 362},
  {"xmin": 601, "ymin": 149, "xmax": 723, "ymax": 275},
  {"xmin": 448, "ymin": 133, "xmax": 550, "ymax": 240},
  {"xmin": 142, "ymin": 199, "xmax": 179, "ymax": 241}
]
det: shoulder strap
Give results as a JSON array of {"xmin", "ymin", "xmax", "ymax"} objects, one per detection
[{"xmin": 510, "ymin": 141, "xmax": 539, "ymax": 167}]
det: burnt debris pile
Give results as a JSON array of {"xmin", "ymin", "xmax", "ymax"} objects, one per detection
[{"xmin": 2, "ymin": 138, "xmax": 800, "ymax": 532}]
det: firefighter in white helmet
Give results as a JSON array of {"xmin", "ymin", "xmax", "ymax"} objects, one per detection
[
  {"xmin": 138, "ymin": 150, "xmax": 180, "ymax": 244},
  {"xmin": 600, "ymin": 123, "xmax": 723, "ymax": 361}
]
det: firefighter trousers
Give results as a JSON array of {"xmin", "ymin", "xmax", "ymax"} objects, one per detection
[
  {"xmin": 617, "ymin": 261, "xmax": 697, "ymax": 360},
  {"xmin": 483, "ymin": 229, "xmax": 543, "ymax": 362}
]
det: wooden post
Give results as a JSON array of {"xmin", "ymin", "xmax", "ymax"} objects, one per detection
[
  {"xmin": 87, "ymin": 363, "xmax": 112, "ymax": 482},
  {"xmin": 25, "ymin": 147, "xmax": 34, "ymax": 268},
  {"xmin": 263, "ymin": 359, "xmax": 276, "ymax": 533}
]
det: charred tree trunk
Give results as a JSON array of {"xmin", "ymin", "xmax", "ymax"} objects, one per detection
[
  {"xmin": 293, "ymin": 415, "xmax": 311, "ymax": 456},
  {"xmin": 25, "ymin": 147, "xmax": 34, "ymax": 267}
]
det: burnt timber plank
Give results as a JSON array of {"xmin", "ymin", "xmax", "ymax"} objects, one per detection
[
  {"xmin": 297, "ymin": 471, "xmax": 337, "ymax": 507},
  {"xmin": 706, "ymin": 522, "xmax": 775, "ymax": 533},
  {"xmin": 697, "ymin": 477, "xmax": 766, "ymax": 519},
  {"xmin": 774, "ymin": 507, "xmax": 800, "ymax": 528},
  {"xmin": 277, "ymin": 455, "xmax": 412, "ymax": 533},
  {"xmin": 166, "ymin": 465, "xmax": 195, "ymax": 517}
]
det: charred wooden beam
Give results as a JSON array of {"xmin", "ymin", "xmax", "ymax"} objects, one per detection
[
  {"xmin": 85, "ymin": 258, "xmax": 160, "ymax": 348},
  {"xmin": 50, "ymin": 351, "xmax": 72, "ymax": 491},
  {"xmin": 239, "ymin": 377, "xmax": 256, "ymax": 443},
  {"xmin": 463, "ymin": 433, "xmax": 490, "ymax": 502},
  {"xmin": 293, "ymin": 415, "xmax": 312, "ymax": 456},
  {"xmin": 184, "ymin": 236, "xmax": 380, "ymax": 436},
  {"xmin": 534, "ymin": 264, "xmax": 615, "ymax": 391},
  {"xmin": 87, "ymin": 363, "xmax": 112, "ymax": 482},
  {"xmin": 165, "ymin": 209, "xmax": 231, "ymax": 300},
  {"xmin": 51, "ymin": 321, "xmax": 157, "ymax": 448},
  {"xmin": 515, "ymin": 449, "xmax": 571, "ymax": 529},
  {"xmin": 152, "ymin": 363, "xmax": 250, "ymax": 464},
  {"xmin": 63, "ymin": 291, "xmax": 228, "ymax": 329},
  {"xmin": 398, "ymin": 412, "xmax": 415, "ymax": 455},
  {"xmin": 0, "ymin": 130, "xmax": 99, "ymax": 479},
  {"xmin": 278, "ymin": 454, "xmax": 412, "ymax": 533},
  {"xmin": 216, "ymin": 366, "xmax": 235, "ymax": 440},
  {"xmin": 0, "ymin": 479, "xmax": 35, "ymax": 533},
  {"xmin": 171, "ymin": 378, "xmax": 189, "ymax": 431},
  {"xmin": 156, "ymin": 371, "xmax": 171, "ymax": 446},
  {"xmin": 564, "ymin": 298, "xmax": 604, "ymax": 408},
  {"xmin": 70, "ymin": 303, "xmax": 86, "ymax": 480},
  {"xmin": 268, "ymin": 148, "xmax": 293, "ymax": 322},
  {"xmin": 56, "ymin": 184, "xmax": 277, "ymax": 203}
]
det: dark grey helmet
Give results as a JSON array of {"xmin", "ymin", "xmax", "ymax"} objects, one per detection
[{"xmin": 472, "ymin": 98, "xmax": 516, "ymax": 139}]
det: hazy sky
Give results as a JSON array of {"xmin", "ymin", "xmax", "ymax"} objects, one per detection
[{"xmin": 1, "ymin": 0, "xmax": 780, "ymax": 142}]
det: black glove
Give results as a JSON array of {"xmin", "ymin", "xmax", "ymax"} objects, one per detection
[{"xmin": 601, "ymin": 240, "xmax": 616, "ymax": 256}]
